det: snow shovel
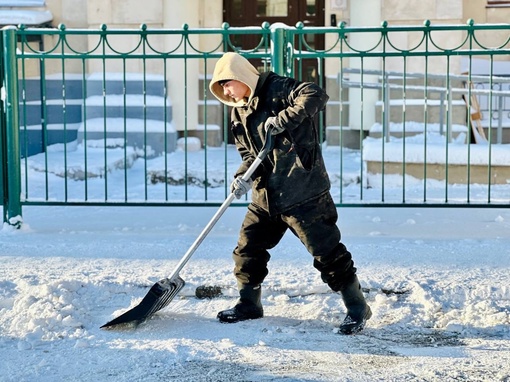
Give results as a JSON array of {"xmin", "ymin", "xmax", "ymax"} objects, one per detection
[{"xmin": 101, "ymin": 128, "xmax": 274, "ymax": 329}]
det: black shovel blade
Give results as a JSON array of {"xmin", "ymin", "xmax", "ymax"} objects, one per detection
[{"xmin": 101, "ymin": 276, "xmax": 185, "ymax": 329}]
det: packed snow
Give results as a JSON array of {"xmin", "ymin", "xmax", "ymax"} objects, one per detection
[
  {"xmin": 0, "ymin": 9, "xmax": 53, "ymax": 26},
  {"xmin": 1, "ymin": 132, "xmax": 510, "ymax": 381}
]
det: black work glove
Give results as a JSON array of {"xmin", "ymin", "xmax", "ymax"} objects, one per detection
[
  {"xmin": 264, "ymin": 116, "xmax": 285, "ymax": 135},
  {"xmin": 230, "ymin": 177, "xmax": 253, "ymax": 199}
]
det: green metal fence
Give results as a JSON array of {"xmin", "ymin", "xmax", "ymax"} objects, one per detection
[{"xmin": 1, "ymin": 20, "xmax": 510, "ymax": 225}]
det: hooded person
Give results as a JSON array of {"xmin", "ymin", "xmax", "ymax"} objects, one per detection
[
  {"xmin": 209, "ymin": 52, "xmax": 372, "ymax": 334},
  {"xmin": 209, "ymin": 52, "xmax": 260, "ymax": 107}
]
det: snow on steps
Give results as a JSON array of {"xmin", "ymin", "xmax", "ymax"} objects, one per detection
[{"xmin": 364, "ymin": 129, "xmax": 510, "ymax": 185}]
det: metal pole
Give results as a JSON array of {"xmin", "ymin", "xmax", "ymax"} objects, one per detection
[
  {"xmin": 270, "ymin": 26, "xmax": 285, "ymax": 76},
  {"xmin": 497, "ymin": 94, "xmax": 503, "ymax": 144},
  {"xmin": 439, "ymin": 90, "xmax": 445, "ymax": 137},
  {"xmin": 2, "ymin": 26, "xmax": 22, "ymax": 227},
  {"xmin": 0, "ymin": 28, "xmax": 5, "ymax": 216},
  {"xmin": 384, "ymin": 75, "xmax": 390, "ymax": 142}
]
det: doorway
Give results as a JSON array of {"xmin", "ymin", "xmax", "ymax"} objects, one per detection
[{"xmin": 223, "ymin": 0, "xmax": 325, "ymax": 83}]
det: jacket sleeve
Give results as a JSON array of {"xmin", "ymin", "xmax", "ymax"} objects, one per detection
[{"xmin": 277, "ymin": 81, "xmax": 329, "ymax": 131}]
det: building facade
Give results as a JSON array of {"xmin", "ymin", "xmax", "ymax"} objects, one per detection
[{"xmin": 1, "ymin": 0, "xmax": 509, "ymax": 135}]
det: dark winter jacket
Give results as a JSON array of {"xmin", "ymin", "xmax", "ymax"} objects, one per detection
[{"xmin": 210, "ymin": 54, "xmax": 330, "ymax": 215}]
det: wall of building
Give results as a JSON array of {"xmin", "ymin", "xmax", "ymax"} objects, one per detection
[
  {"xmin": 10, "ymin": 0, "xmax": 510, "ymax": 71},
  {"xmin": 6, "ymin": 0, "xmax": 510, "ymax": 134},
  {"xmin": 54, "ymin": 0, "xmax": 201, "ymax": 132},
  {"xmin": 463, "ymin": 0, "xmax": 488, "ymax": 23}
]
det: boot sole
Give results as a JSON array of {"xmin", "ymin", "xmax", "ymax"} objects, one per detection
[
  {"xmin": 218, "ymin": 314, "xmax": 263, "ymax": 324},
  {"xmin": 217, "ymin": 307, "xmax": 263, "ymax": 323}
]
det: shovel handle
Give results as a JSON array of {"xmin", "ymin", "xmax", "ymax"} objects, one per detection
[
  {"xmin": 167, "ymin": 126, "xmax": 274, "ymax": 281},
  {"xmin": 239, "ymin": 127, "xmax": 274, "ymax": 182}
]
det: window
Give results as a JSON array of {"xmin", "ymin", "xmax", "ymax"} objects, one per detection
[
  {"xmin": 306, "ymin": 0, "xmax": 316, "ymax": 17},
  {"xmin": 257, "ymin": 0, "xmax": 288, "ymax": 17}
]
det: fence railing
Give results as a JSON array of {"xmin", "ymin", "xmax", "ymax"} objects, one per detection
[{"xmin": 1, "ymin": 20, "xmax": 510, "ymax": 225}]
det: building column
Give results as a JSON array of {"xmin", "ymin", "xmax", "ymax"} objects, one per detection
[
  {"xmin": 163, "ymin": 0, "xmax": 199, "ymax": 135},
  {"xmin": 348, "ymin": 0, "xmax": 381, "ymax": 132}
]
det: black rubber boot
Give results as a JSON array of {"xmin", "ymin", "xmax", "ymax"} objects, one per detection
[
  {"xmin": 339, "ymin": 276, "xmax": 372, "ymax": 334},
  {"xmin": 217, "ymin": 283, "xmax": 263, "ymax": 323}
]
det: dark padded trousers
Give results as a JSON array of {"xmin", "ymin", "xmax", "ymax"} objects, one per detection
[{"xmin": 233, "ymin": 192, "xmax": 357, "ymax": 291}]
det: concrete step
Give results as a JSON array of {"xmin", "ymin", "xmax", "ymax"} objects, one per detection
[
  {"xmin": 20, "ymin": 99, "xmax": 83, "ymax": 126},
  {"xmin": 84, "ymin": 94, "xmax": 172, "ymax": 122},
  {"xmin": 183, "ymin": 124, "xmax": 222, "ymax": 147},
  {"xmin": 20, "ymin": 74, "xmax": 85, "ymax": 102},
  {"xmin": 325, "ymin": 125, "xmax": 366, "ymax": 149},
  {"xmin": 77, "ymin": 118, "xmax": 177, "ymax": 157},
  {"xmin": 325, "ymin": 100, "xmax": 349, "ymax": 127},
  {"xmin": 198, "ymin": 99, "xmax": 223, "ymax": 126},
  {"xmin": 86, "ymin": 72, "xmax": 166, "ymax": 97},
  {"xmin": 20, "ymin": 123, "xmax": 81, "ymax": 158}
]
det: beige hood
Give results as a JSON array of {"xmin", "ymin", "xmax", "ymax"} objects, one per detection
[{"xmin": 209, "ymin": 52, "xmax": 260, "ymax": 107}]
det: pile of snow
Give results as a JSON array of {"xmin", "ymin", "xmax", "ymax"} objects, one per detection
[
  {"xmin": 177, "ymin": 136, "xmax": 201, "ymax": 152},
  {"xmin": 25, "ymin": 141, "xmax": 140, "ymax": 180},
  {"xmin": 1, "ymin": 179, "xmax": 510, "ymax": 381},
  {"xmin": 0, "ymin": 10, "xmax": 52, "ymax": 26}
]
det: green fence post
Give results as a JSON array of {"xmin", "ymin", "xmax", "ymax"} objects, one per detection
[
  {"xmin": 0, "ymin": 28, "xmax": 5, "ymax": 215},
  {"xmin": 2, "ymin": 26, "xmax": 22, "ymax": 227},
  {"xmin": 270, "ymin": 26, "xmax": 286, "ymax": 76}
]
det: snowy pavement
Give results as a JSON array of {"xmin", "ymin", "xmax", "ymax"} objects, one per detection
[{"xmin": 1, "ymin": 205, "xmax": 509, "ymax": 381}]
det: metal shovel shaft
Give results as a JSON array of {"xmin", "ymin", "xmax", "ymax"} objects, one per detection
[{"xmin": 167, "ymin": 130, "xmax": 273, "ymax": 281}]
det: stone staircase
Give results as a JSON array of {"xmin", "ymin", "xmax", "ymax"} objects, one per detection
[
  {"xmin": 19, "ymin": 73, "xmax": 178, "ymax": 158},
  {"xmin": 19, "ymin": 74, "xmax": 84, "ymax": 157},
  {"xmin": 78, "ymin": 73, "xmax": 176, "ymax": 157},
  {"xmin": 324, "ymin": 72, "xmax": 470, "ymax": 148}
]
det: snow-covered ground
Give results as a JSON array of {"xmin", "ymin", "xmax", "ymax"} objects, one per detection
[{"xmin": 1, "ymin": 135, "xmax": 510, "ymax": 381}]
